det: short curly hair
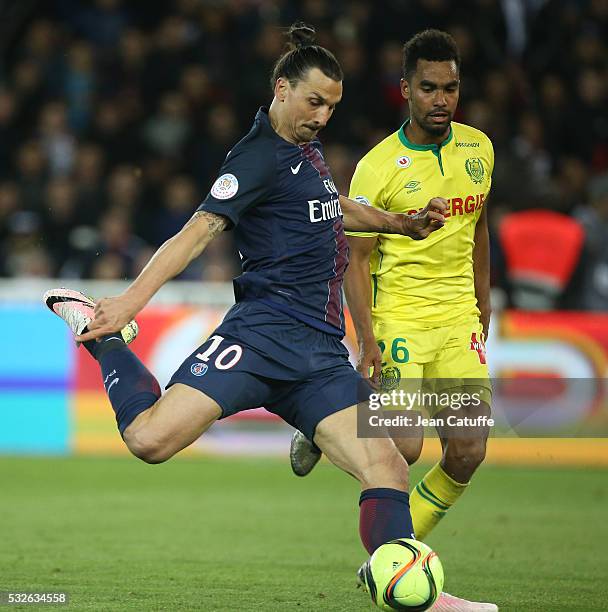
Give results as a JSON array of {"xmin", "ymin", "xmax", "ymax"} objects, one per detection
[{"xmin": 402, "ymin": 29, "xmax": 461, "ymax": 80}]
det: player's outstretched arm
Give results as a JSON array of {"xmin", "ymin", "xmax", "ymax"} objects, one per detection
[
  {"xmin": 473, "ymin": 203, "xmax": 491, "ymax": 338},
  {"xmin": 339, "ymin": 195, "xmax": 447, "ymax": 239},
  {"xmin": 344, "ymin": 235, "xmax": 382, "ymax": 385},
  {"xmin": 76, "ymin": 211, "xmax": 227, "ymax": 343}
]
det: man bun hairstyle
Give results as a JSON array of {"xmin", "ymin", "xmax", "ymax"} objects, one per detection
[
  {"xmin": 271, "ymin": 22, "xmax": 343, "ymax": 90},
  {"xmin": 402, "ymin": 29, "xmax": 461, "ymax": 80},
  {"xmin": 288, "ymin": 22, "xmax": 316, "ymax": 48}
]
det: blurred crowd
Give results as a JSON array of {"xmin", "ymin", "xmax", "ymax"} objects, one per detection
[{"xmin": 0, "ymin": 0, "xmax": 607, "ymax": 309}]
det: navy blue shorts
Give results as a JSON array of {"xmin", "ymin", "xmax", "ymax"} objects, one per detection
[{"xmin": 168, "ymin": 301, "xmax": 371, "ymax": 441}]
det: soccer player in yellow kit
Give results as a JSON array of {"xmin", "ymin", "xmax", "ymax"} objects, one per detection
[
  {"xmin": 348, "ymin": 28, "xmax": 494, "ymax": 602},
  {"xmin": 291, "ymin": 29, "xmax": 498, "ymax": 612}
]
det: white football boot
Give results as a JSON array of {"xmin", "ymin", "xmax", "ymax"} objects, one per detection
[
  {"xmin": 43, "ymin": 288, "xmax": 138, "ymax": 346},
  {"xmin": 431, "ymin": 591, "xmax": 498, "ymax": 611}
]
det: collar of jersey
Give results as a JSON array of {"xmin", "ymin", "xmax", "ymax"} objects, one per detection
[{"xmin": 398, "ymin": 119, "xmax": 453, "ymax": 152}]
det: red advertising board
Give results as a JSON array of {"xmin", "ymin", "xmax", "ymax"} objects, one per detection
[{"xmin": 73, "ymin": 307, "xmax": 608, "ymax": 464}]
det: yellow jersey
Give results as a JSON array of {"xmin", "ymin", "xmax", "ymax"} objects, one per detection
[{"xmin": 347, "ymin": 120, "xmax": 493, "ymax": 327}]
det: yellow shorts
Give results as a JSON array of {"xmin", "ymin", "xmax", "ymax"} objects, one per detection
[{"xmin": 373, "ymin": 316, "xmax": 492, "ymax": 409}]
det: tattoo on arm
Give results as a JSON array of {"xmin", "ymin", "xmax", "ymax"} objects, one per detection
[{"xmin": 186, "ymin": 210, "xmax": 228, "ymax": 239}]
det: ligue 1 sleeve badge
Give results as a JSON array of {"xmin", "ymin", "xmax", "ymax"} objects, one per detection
[
  {"xmin": 395, "ymin": 155, "xmax": 412, "ymax": 169},
  {"xmin": 211, "ymin": 173, "xmax": 239, "ymax": 199}
]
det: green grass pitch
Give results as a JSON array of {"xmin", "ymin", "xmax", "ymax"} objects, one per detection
[{"xmin": 0, "ymin": 456, "xmax": 606, "ymax": 611}]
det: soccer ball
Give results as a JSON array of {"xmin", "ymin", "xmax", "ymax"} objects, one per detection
[{"xmin": 360, "ymin": 538, "xmax": 444, "ymax": 611}]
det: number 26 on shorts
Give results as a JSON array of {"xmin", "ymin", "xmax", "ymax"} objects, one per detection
[
  {"xmin": 196, "ymin": 335, "xmax": 243, "ymax": 370},
  {"xmin": 377, "ymin": 337, "xmax": 409, "ymax": 366}
]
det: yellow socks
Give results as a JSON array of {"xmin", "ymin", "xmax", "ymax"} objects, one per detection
[{"xmin": 410, "ymin": 462, "xmax": 468, "ymax": 540}]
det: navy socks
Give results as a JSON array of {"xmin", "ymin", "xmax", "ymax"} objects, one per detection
[
  {"xmin": 359, "ymin": 488, "xmax": 415, "ymax": 554},
  {"xmin": 86, "ymin": 335, "xmax": 161, "ymax": 435}
]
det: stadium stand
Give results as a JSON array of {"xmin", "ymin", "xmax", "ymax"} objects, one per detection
[{"xmin": 0, "ymin": 0, "xmax": 606, "ymax": 311}]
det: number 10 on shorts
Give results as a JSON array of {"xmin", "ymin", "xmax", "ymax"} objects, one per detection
[{"xmin": 196, "ymin": 335, "xmax": 243, "ymax": 370}]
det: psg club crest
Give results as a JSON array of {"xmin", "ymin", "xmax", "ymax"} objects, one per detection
[
  {"xmin": 465, "ymin": 158, "xmax": 485, "ymax": 184},
  {"xmin": 211, "ymin": 173, "xmax": 239, "ymax": 199},
  {"xmin": 395, "ymin": 155, "xmax": 412, "ymax": 169},
  {"xmin": 191, "ymin": 363, "xmax": 209, "ymax": 377},
  {"xmin": 380, "ymin": 366, "xmax": 401, "ymax": 391}
]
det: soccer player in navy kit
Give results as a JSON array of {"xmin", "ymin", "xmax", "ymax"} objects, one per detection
[{"xmin": 44, "ymin": 24, "xmax": 446, "ymax": 564}]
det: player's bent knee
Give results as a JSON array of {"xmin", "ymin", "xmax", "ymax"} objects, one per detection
[
  {"xmin": 129, "ymin": 440, "xmax": 172, "ymax": 465},
  {"xmin": 445, "ymin": 437, "xmax": 487, "ymax": 469},
  {"xmin": 122, "ymin": 428, "xmax": 173, "ymax": 464}
]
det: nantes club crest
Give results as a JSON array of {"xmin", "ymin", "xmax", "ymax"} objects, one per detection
[
  {"xmin": 465, "ymin": 158, "xmax": 485, "ymax": 184},
  {"xmin": 380, "ymin": 366, "xmax": 401, "ymax": 391}
]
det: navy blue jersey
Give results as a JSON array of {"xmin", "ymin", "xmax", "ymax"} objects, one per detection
[{"xmin": 198, "ymin": 107, "xmax": 348, "ymax": 337}]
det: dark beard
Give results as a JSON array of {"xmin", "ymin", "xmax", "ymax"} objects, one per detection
[{"xmin": 421, "ymin": 118, "xmax": 451, "ymax": 137}]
